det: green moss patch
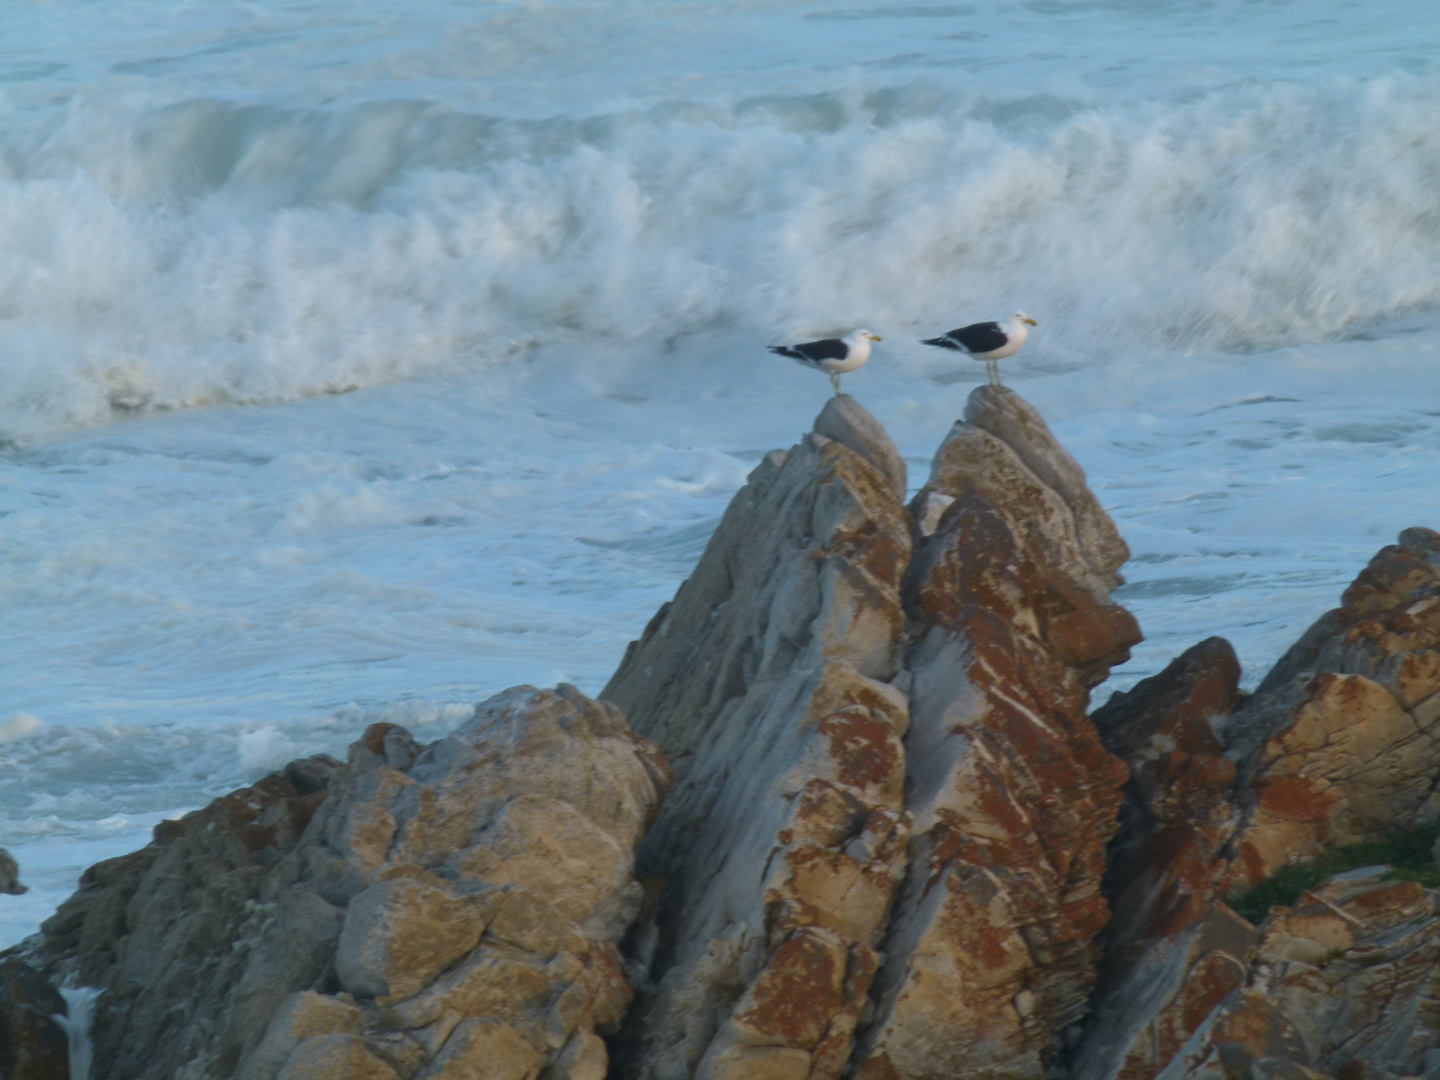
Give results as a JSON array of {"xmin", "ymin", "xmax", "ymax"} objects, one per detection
[{"xmin": 1231, "ymin": 824, "xmax": 1440, "ymax": 925}]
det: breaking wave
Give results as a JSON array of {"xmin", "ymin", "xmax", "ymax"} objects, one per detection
[{"xmin": 2, "ymin": 74, "xmax": 1439, "ymax": 441}]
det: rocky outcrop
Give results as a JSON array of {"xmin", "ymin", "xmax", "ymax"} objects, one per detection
[
  {"xmin": 1071, "ymin": 640, "xmax": 1250, "ymax": 1080},
  {"xmin": 0, "ymin": 849, "xmax": 25, "ymax": 895},
  {"xmin": 0, "ymin": 957, "xmax": 68, "ymax": 1080},
  {"xmin": 19, "ymin": 684, "xmax": 667, "ymax": 1080},
  {"xmin": 851, "ymin": 387, "xmax": 1140, "ymax": 1080},
  {"xmin": 31, "ymin": 388, "xmax": 1440, "ymax": 1080},
  {"xmin": 1225, "ymin": 527, "xmax": 1440, "ymax": 888},
  {"xmin": 602, "ymin": 389, "xmax": 1142, "ymax": 1080},
  {"xmin": 1073, "ymin": 528, "xmax": 1440, "ymax": 1080},
  {"xmin": 605, "ymin": 394, "xmax": 915, "ymax": 1080},
  {"xmin": 1146, "ymin": 867, "xmax": 1440, "ymax": 1080}
]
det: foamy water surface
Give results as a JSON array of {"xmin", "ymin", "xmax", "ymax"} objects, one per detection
[{"xmin": 3, "ymin": 0, "xmax": 1440, "ymax": 944}]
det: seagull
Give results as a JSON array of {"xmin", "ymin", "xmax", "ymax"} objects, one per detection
[
  {"xmin": 769, "ymin": 330, "xmax": 881, "ymax": 395},
  {"xmin": 921, "ymin": 312, "xmax": 1037, "ymax": 386}
]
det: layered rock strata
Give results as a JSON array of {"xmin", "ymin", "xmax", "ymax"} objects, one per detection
[
  {"xmin": 19, "ymin": 685, "xmax": 668, "ymax": 1080},
  {"xmin": 0, "ymin": 387, "xmax": 1203, "ymax": 1080},
  {"xmin": 1149, "ymin": 867, "xmax": 1440, "ymax": 1080},
  {"xmin": 603, "ymin": 389, "xmax": 1142, "ymax": 1080},
  {"xmin": 604, "ymin": 395, "xmax": 915, "ymax": 1080},
  {"xmin": 851, "ymin": 387, "xmax": 1140, "ymax": 1080},
  {"xmin": 1074, "ymin": 528, "xmax": 1440, "ymax": 1080},
  {"xmin": 1071, "ymin": 640, "xmax": 1250, "ymax": 1080},
  {"xmin": 1226, "ymin": 527, "xmax": 1440, "ymax": 888}
]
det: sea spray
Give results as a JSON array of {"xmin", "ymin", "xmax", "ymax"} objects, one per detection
[{"xmin": 3, "ymin": 76, "xmax": 1440, "ymax": 443}]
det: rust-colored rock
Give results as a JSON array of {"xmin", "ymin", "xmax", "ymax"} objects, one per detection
[
  {"xmin": 1095, "ymin": 638, "xmax": 1243, "ymax": 963},
  {"xmin": 1128, "ymin": 868, "xmax": 1440, "ymax": 1080},
  {"xmin": 1075, "ymin": 529, "xmax": 1440, "ymax": 1080},
  {"xmin": 1226, "ymin": 529, "xmax": 1440, "ymax": 891},
  {"xmin": 853, "ymin": 386, "xmax": 1140, "ymax": 1080}
]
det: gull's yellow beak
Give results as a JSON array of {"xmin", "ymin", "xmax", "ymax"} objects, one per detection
[
  {"xmin": 870, "ymin": 334, "xmax": 883, "ymax": 341},
  {"xmin": 1024, "ymin": 318, "xmax": 1038, "ymax": 327}
]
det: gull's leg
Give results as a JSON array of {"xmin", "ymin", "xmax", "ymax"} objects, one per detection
[{"xmin": 831, "ymin": 372, "xmax": 841, "ymax": 395}]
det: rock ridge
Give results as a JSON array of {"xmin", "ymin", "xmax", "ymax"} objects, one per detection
[{"xmin": 22, "ymin": 390, "xmax": 1440, "ymax": 1080}]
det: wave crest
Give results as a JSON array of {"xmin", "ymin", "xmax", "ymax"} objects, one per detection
[{"xmin": 2, "ymin": 76, "xmax": 1439, "ymax": 441}]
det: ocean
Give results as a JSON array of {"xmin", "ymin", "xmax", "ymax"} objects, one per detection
[{"xmin": 3, "ymin": 0, "xmax": 1439, "ymax": 946}]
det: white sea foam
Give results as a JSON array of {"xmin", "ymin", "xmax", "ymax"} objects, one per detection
[
  {"xmin": 1, "ymin": 74, "xmax": 1440, "ymax": 442},
  {"xmin": 4, "ymin": 0, "xmax": 1440, "ymax": 947},
  {"xmin": 57, "ymin": 985, "xmax": 99, "ymax": 1080}
]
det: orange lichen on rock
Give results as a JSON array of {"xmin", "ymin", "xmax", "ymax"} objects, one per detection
[{"xmin": 853, "ymin": 387, "xmax": 1140, "ymax": 1080}]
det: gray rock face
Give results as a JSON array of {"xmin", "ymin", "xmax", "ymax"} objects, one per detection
[
  {"xmin": 19, "ymin": 685, "xmax": 667, "ymax": 1080},
  {"xmin": 605, "ymin": 394, "xmax": 914, "ymax": 1080},
  {"xmin": 606, "ymin": 388, "xmax": 1142, "ymax": 1080}
]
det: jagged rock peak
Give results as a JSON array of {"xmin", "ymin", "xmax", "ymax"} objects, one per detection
[
  {"xmin": 912, "ymin": 384, "xmax": 1131, "ymax": 601},
  {"xmin": 1070, "ymin": 638, "xmax": 1247, "ymax": 1080},
  {"xmin": 1091, "ymin": 636, "xmax": 1241, "ymax": 949},
  {"xmin": 853, "ymin": 385, "xmax": 1140, "ymax": 1080},
  {"xmin": 606, "ymin": 393, "xmax": 914, "ymax": 1080},
  {"xmin": 813, "ymin": 393, "xmax": 908, "ymax": 503},
  {"xmin": 1224, "ymin": 527, "xmax": 1440, "ymax": 889}
]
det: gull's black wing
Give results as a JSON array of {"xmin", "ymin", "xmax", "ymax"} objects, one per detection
[
  {"xmin": 791, "ymin": 337, "xmax": 849, "ymax": 362},
  {"xmin": 948, "ymin": 322, "xmax": 1008, "ymax": 354}
]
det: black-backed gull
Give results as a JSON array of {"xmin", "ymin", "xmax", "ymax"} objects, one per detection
[
  {"xmin": 768, "ymin": 329, "xmax": 881, "ymax": 394},
  {"xmin": 921, "ymin": 312, "xmax": 1037, "ymax": 386}
]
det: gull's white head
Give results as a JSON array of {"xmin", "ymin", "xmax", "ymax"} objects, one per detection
[
  {"xmin": 1010, "ymin": 311, "xmax": 1038, "ymax": 327},
  {"xmin": 848, "ymin": 329, "xmax": 882, "ymax": 342}
]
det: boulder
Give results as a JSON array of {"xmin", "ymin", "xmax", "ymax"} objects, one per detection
[
  {"xmin": 0, "ymin": 957, "xmax": 68, "ymax": 1080},
  {"xmin": 13, "ymin": 686, "xmax": 666, "ymax": 1080},
  {"xmin": 0, "ymin": 848, "xmax": 26, "ymax": 895},
  {"xmin": 605, "ymin": 394, "xmax": 914, "ymax": 1080}
]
